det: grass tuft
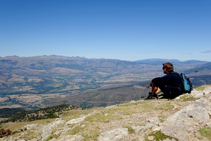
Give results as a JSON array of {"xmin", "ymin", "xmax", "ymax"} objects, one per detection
[
  {"xmin": 85, "ymin": 113, "xmax": 110, "ymax": 123},
  {"xmin": 145, "ymin": 131, "xmax": 178, "ymax": 141},
  {"xmin": 158, "ymin": 115, "xmax": 167, "ymax": 123},
  {"xmin": 124, "ymin": 126, "xmax": 135, "ymax": 134},
  {"xmin": 195, "ymin": 85, "xmax": 211, "ymax": 91},
  {"xmin": 67, "ymin": 121, "xmax": 100, "ymax": 141},
  {"xmin": 22, "ymin": 128, "xmax": 42, "ymax": 140},
  {"xmin": 140, "ymin": 104, "xmax": 155, "ymax": 112},
  {"xmin": 179, "ymin": 95, "xmax": 199, "ymax": 102},
  {"xmin": 46, "ymin": 133, "xmax": 60, "ymax": 141},
  {"xmin": 155, "ymin": 102, "xmax": 174, "ymax": 111},
  {"xmin": 119, "ymin": 101, "xmax": 143, "ymax": 107},
  {"xmin": 199, "ymin": 127, "xmax": 211, "ymax": 140},
  {"xmin": 62, "ymin": 109, "xmax": 91, "ymax": 122}
]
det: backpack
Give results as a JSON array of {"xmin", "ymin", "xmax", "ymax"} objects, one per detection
[{"xmin": 178, "ymin": 73, "xmax": 193, "ymax": 93}]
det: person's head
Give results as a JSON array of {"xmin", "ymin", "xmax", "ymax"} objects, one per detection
[{"xmin": 162, "ymin": 62, "xmax": 174, "ymax": 74}]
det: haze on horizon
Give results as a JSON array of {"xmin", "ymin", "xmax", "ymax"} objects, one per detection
[{"xmin": 0, "ymin": 0, "xmax": 211, "ymax": 61}]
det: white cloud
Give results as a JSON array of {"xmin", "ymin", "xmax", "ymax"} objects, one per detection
[{"xmin": 201, "ymin": 50, "xmax": 211, "ymax": 53}]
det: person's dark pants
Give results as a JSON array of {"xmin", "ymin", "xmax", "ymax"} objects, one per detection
[
  {"xmin": 152, "ymin": 77, "xmax": 183, "ymax": 99},
  {"xmin": 158, "ymin": 84, "xmax": 182, "ymax": 99}
]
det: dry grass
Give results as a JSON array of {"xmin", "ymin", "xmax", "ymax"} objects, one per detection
[
  {"xmin": 28, "ymin": 77, "xmax": 43, "ymax": 82},
  {"xmin": 107, "ymin": 100, "xmax": 175, "ymax": 116},
  {"xmin": 16, "ymin": 94, "xmax": 42, "ymax": 102},
  {"xmin": 45, "ymin": 127, "xmax": 61, "ymax": 141},
  {"xmin": 176, "ymin": 94, "xmax": 199, "ymax": 102},
  {"xmin": 155, "ymin": 102, "xmax": 174, "ymax": 111},
  {"xmin": 119, "ymin": 100, "xmax": 145, "ymax": 107},
  {"xmin": 18, "ymin": 86, "xmax": 33, "ymax": 91},
  {"xmin": 145, "ymin": 131, "xmax": 178, "ymax": 141},
  {"xmin": 50, "ymin": 67, "xmax": 84, "ymax": 74},
  {"xmin": 85, "ymin": 112, "xmax": 122, "ymax": 123},
  {"xmin": 61, "ymin": 85, "xmax": 73, "ymax": 91},
  {"xmin": 158, "ymin": 115, "xmax": 167, "ymax": 123},
  {"xmin": 2, "ymin": 122, "xmax": 25, "ymax": 131},
  {"xmin": 66, "ymin": 121, "xmax": 100, "ymax": 141},
  {"xmin": 124, "ymin": 126, "xmax": 135, "ymax": 134},
  {"xmin": 199, "ymin": 127, "xmax": 211, "ymax": 140},
  {"xmin": 7, "ymin": 74, "xmax": 25, "ymax": 82},
  {"xmin": 1, "ymin": 119, "xmax": 56, "ymax": 140},
  {"xmin": 2, "ymin": 118, "xmax": 55, "ymax": 131},
  {"xmin": 102, "ymin": 74, "xmax": 144, "ymax": 83},
  {"xmin": 105, "ymin": 107, "xmax": 140, "ymax": 116},
  {"xmin": 62, "ymin": 109, "xmax": 92, "ymax": 122},
  {"xmin": 0, "ymin": 118, "xmax": 7, "ymax": 122},
  {"xmin": 0, "ymin": 97, "xmax": 9, "ymax": 102},
  {"xmin": 195, "ymin": 85, "xmax": 211, "ymax": 91},
  {"xmin": 140, "ymin": 103, "xmax": 155, "ymax": 112},
  {"xmin": 0, "ymin": 104, "xmax": 22, "ymax": 109},
  {"xmin": 23, "ymin": 127, "xmax": 42, "ymax": 140}
]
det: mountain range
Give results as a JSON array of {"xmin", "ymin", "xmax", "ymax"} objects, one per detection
[{"xmin": 0, "ymin": 55, "xmax": 211, "ymax": 109}]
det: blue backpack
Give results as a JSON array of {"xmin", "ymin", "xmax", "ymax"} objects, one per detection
[{"xmin": 178, "ymin": 73, "xmax": 193, "ymax": 93}]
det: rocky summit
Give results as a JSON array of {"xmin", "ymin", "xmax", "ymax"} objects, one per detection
[{"xmin": 1, "ymin": 85, "xmax": 211, "ymax": 141}]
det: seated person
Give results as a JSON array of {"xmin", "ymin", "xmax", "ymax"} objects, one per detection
[{"xmin": 145, "ymin": 62, "xmax": 183, "ymax": 99}]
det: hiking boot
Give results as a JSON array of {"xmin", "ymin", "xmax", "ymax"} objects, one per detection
[{"xmin": 144, "ymin": 92, "xmax": 158, "ymax": 100}]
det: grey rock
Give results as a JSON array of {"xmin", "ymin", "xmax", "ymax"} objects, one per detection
[
  {"xmin": 66, "ymin": 111, "xmax": 96, "ymax": 125},
  {"xmin": 191, "ymin": 92, "xmax": 205, "ymax": 98},
  {"xmin": 50, "ymin": 135, "xmax": 84, "ymax": 141},
  {"xmin": 51, "ymin": 118, "xmax": 65, "ymax": 127},
  {"xmin": 161, "ymin": 120, "xmax": 189, "ymax": 140},
  {"xmin": 146, "ymin": 117, "xmax": 160, "ymax": 125},
  {"xmin": 145, "ymin": 123, "xmax": 155, "ymax": 129},
  {"xmin": 152, "ymin": 126, "xmax": 162, "ymax": 132},
  {"xmin": 105, "ymin": 105, "xmax": 119, "ymax": 109},
  {"xmin": 24, "ymin": 123, "xmax": 38, "ymax": 130},
  {"xmin": 0, "ymin": 138, "xmax": 26, "ymax": 141},
  {"xmin": 66, "ymin": 116, "xmax": 87, "ymax": 125},
  {"xmin": 98, "ymin": 128, "xmax": 128, "ymax": 141},
  {"xmin": 193, "ymin": 98, "xmax": 209, "ymax": 108},
  {"xmin": 132, "ymin": 126, "xmax": 146, "ymax": 135},
  {"xmin": 147, "ymin": 136, "xmax": 154, "ymax": 140},
  {"xmin": 41, "ymin": 124, "xmax": 52, "ymax": 141},
  {"xmin": 161, "ymin": 98, "xmax": 210, "ymax": 140},
  {"xmin": 203, "ymin": 87, "xmax": 211, "ymax": 95},
  {"xmin": 185, "ymin": 105, "xmax": 209, "ymax": 124},
  {"xmin": 41, "ymin": 119, "xmax": 65, "ymax": 141},
  {"xmin": 205, "ymin": 120, "xmax": 211, "ymax": 127},
  {"xmin": 163, "ymin": 139, "xmax": 176, "ymax": 141},
  {"xmin": 130, "ymin": 100, "xmax": 136, "ymax": 103},
  {"xmin": 137, "ymin": 136, "xmax": 145, "ymax": 141}
]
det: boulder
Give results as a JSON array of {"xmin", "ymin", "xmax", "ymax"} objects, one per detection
[
  {"xmin": 66, "ymin": 111, "xmax": 96, "ymax": 125},
  {"xmin": 24, "ymin": 123, "xmax": 38, "ymax": 130},
  {"xmin": 203, "ymin": 87, "xmax": 211, "ymax": 95},
  {"xmin": 161, "ymin": 98, "xmax": 210, "ymax": 140},
  {"xmin": 66, "ymin": 116, "xmax": 87, "ymax": 125},
  {"xmin": 41, "ymin": 119, "xmax": 65, "ymax": 141},
  {"xmin": 98, "ymin": 128, "xmax": 128, "ymax": 141},
  {"xmin": 50, "ymin": 135, "xmax": 84, "ymax": 141}
]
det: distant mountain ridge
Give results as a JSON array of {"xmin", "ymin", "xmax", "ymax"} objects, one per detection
[
  {"xmin": 136, "ymin": 58, "xmax": 208, "ymax": 65},
  {"xmin": 182, "ymin": 62, "xmax": 211, "ymax": 78},
  {"xmin": 0, "ymin": 55, "xmax": 210, "ymax": 109}
]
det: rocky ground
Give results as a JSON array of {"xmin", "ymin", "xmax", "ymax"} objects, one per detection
[{"xmin": 1, "ymin": 85, "xmax": 211, "ymax": 141}]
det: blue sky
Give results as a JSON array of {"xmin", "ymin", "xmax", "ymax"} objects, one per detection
[{"xmin": 0, "ymin": 0, "xmax": 211, "ymax": 61}]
